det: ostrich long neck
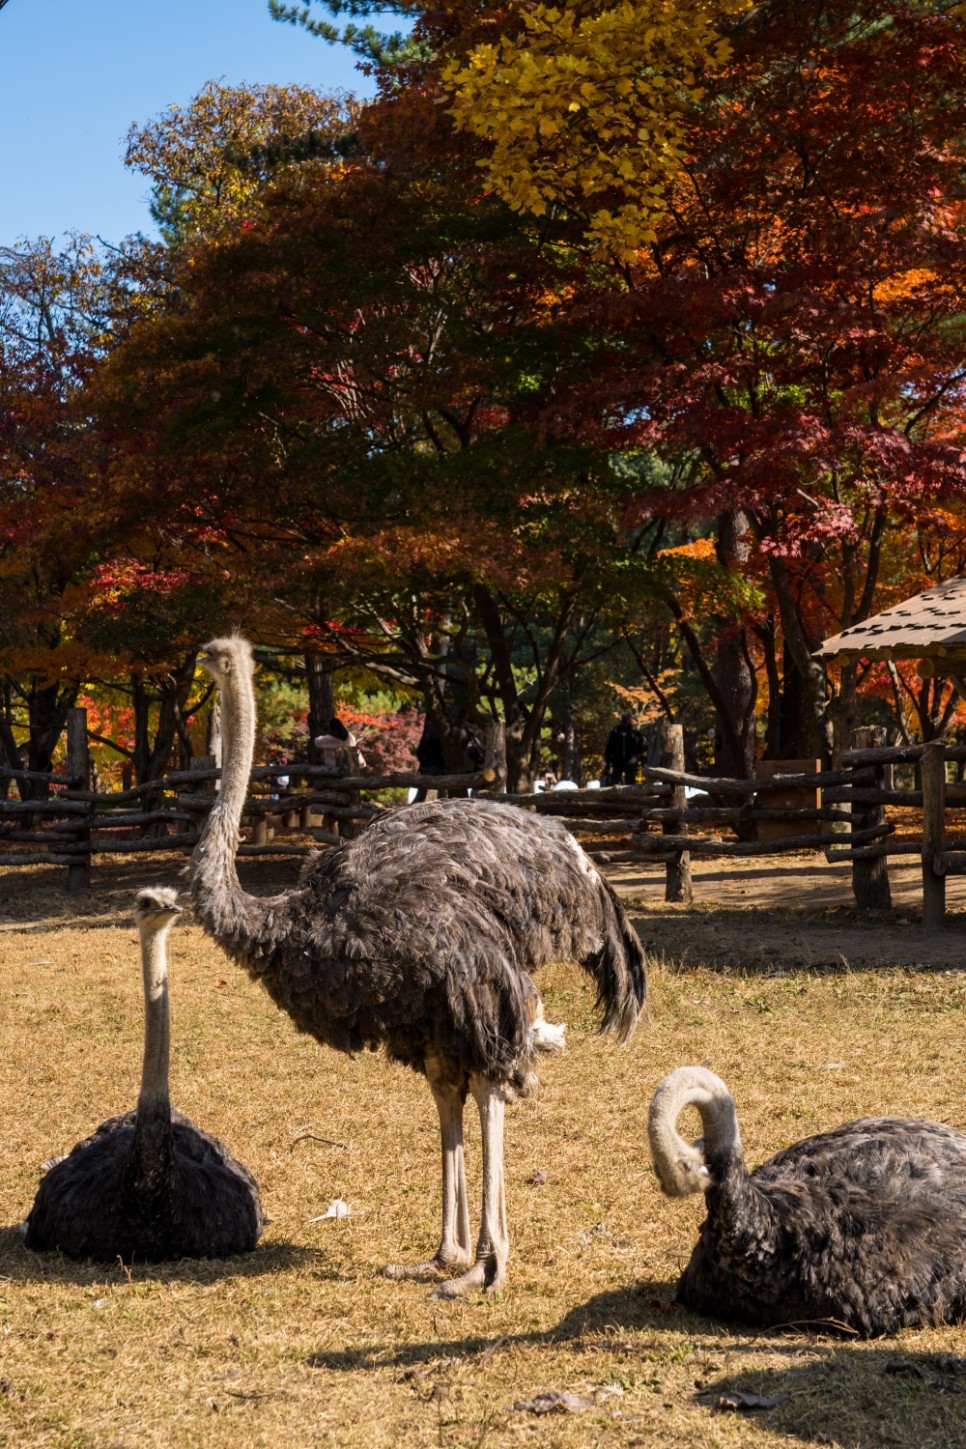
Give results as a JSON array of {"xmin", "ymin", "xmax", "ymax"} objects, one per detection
[
  {"xmin": 190, "ymin": 658, "xmax": 276, "ymax": 953},
  {"xmin": 650, "ymin": 1067, "xmax": 781, "ymax": 1253},
  {"xmin": 131, "ymin": 920, "xmax": 174, "ymax": 1188},
  {"xmin": 649, "ymin": 1067, "xmax": 743, "ymax": 1195},
  {"xmin": 137, "ymin": 923, "xmax": 172, "ymax": 1111}
]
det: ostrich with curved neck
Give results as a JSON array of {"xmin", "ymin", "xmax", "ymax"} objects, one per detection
[
  {"xmin": 648, "ymin": 1065, "xmax": 741, "ymax": 1198},
  {"xmin": 649, "ymin": 1065, "xmax": 966, "ymax": 1336},
  {"xmin": 188, "ymin": 634, "xmax": 647, "ymax": 1297}
]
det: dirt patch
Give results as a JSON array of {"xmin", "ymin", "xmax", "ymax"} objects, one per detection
[{"xmin": 608, "ymin": 853, "xmax": 966, "ymax": 973}]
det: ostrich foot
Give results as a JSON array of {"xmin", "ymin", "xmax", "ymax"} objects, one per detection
[
  {"xmin": 429, "ymin": 1254, "xmax": 506, "ymax": 1300},
  {"xmin": 383, "ymin": 1250, "xmax": 472, "ymax": 1283}
]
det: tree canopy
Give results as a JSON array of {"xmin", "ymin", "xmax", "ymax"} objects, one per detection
[{"xmin": 3, "ymin": 0, "xmax": 966, "ymax": 788}]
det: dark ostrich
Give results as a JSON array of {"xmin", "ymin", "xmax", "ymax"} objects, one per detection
[
  {"xmin": 188, "ymin": 634, "xmax": 647, "ymax": 1297},
  {"xmin": 649, "ymin": 1066, "xmax": 966, "ymax": 1336},
  {"xmin": 25, "ymin": 888, "xmax": 264, "ymax": 1263}
]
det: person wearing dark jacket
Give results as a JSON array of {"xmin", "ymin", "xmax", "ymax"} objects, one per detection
[
  {"xmin": 413, "ymin": 716, "xmax": 446, "ymax": 801},
  {"xmin": 604, "ymin": 712, "xmax": 644, "ymax": 785}
]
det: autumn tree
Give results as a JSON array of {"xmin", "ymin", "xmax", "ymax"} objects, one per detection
[
  {"xmin": 514, "ymin": 0, "xmax": 966, "ymax": 764},
  {"xmin": 0, "ymin": 235, "xmax": 115, "ymax": 792},
  {"xmin": 97, "ymin": 75, "xmax": 676, "ymax": 789},
  {"xmin": 124, "ymin": 79, "xmax": 357, "ymax": 246}
]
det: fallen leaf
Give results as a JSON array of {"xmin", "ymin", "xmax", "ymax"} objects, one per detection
[
  {"xmin": 309, "ymin": 1198, "xmax": 351, "ymax": 1222},
  {"xmin": 510, "ymin": 1391, "xmax": 594, "ymax": 1415},
  {"xmin": 716, "ymin": 1391, "xmax": 790, "ymax": 1412}
]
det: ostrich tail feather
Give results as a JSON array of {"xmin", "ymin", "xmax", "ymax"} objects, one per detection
[{"xmin": 589, "ymin": 874, "xmax": 647, "ymax": 1041}]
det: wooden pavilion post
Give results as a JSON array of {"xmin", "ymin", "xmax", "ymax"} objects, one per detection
[
  {"xmin": 850, "ymin": 726, "xmax": 892, "ymax": 910},
  {"xmin": 658, "ymin": 720, "xmax": 692, "ymax": 904},
  {"xmin": 921, "ymin": 738, "xmax": 947, "ymax": 928}
]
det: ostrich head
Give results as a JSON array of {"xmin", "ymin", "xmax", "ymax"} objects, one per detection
[
  {"xmin": 199, "ymin": 635, "xmax": 255, "ymax": 687},
  {"xmin": 134, "ymin": 887, "xmax": 183, "ymax": 933},
  {"xmin": 648, "ymin": 1066, "xmax": 741, "ymax": 1198}
]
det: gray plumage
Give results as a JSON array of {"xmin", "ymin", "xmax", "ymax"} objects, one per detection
[
  {"xmin": 649, "ymin": 1066, "xmax": 966, "ymax": 1336},
  {"xmin": 25, "ymin": 888, "xmax": 264, "ymax": 1263},
  {"xmin": 189, "ymin": 634, "xmax": 647, "ymax": 1295}
]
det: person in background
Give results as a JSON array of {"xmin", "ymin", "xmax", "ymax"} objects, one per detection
[
  {"xmin": 313, "ymin": 716, "xmax": 364, "ymax": 771},
  {"xmin": 271, "ymin": 755, "xmax": 290, "ymax": 798},
  {"xmin": 463, "ymin": 726, "xmax": 485, "ymax": 772},
  {"xmin": 413, "ymin": 715, "xmax": 446, "ymax": 801},
  {"xmin": 603, "ymin": 711, "xmax": 644, "ymax": 785}
]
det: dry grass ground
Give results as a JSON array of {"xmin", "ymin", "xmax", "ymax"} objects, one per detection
[{"xmin": 2, "ymin": 856, "xmax": 966, "ymax": 1448}]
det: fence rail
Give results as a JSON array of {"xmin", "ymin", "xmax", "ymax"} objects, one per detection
[{"xmin": 4, "ymin": 715, "xmax": 966, "ymax": 924}]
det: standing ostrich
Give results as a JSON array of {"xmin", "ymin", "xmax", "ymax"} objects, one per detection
[
  {"xmin": 649, "ymin": 1066, "xmax": 966, "ymax": 1335},
  {"xmin": 189, "ymin": 634, "xmax": 646, "ymax": 1297},
  {"xmin": 25, "ymin": 888, "xmax": 264, "ymax": 1262}
]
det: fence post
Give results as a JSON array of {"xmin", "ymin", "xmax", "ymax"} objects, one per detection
[
  {"xmin": 921, "ymin": 739, "xmax": 946, "ymax": 928},
  {"xmin": 66, "ymin": 707, "xmax": 91, "ymax": 892},
  {"xmin": 658, "ymin": 720, "xmax": 692, "ymax": 904},
  {"xmin": 850, "ymin": 726, "xmax": 892, "ymax": 910},
  {"xmin": 482, "ymin": 721, "xmax": 507, "ymax": 792}
]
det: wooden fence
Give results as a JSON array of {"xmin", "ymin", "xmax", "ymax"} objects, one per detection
[{"xmin": 3, "ymin": 714, "xmax": 966, "ymax": 925}]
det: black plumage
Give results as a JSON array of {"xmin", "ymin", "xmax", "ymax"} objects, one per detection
[
  {"xmin": 189, "ymin": 635, "xmax": 647, "ymax": 1295},
  {"xmin": 25, "ymin": 888, "xmax": 264, "ymax": 1263},
  {"xmin": 649, "ymin": 1066, "xmax": 966, "ymax": 1336}
]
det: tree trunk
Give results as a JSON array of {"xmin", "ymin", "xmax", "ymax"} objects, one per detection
[
  {"xmin": 767, "ymin": 555, "xmax": 831, "ymax": 761},
  {"xmin": 754, "ymin": 617, "xmax": 784, "ymax": 758},
  {"xmin": 559, "ymin": 709, "xmax": 581, "ymax": 785},
  {"xmin": 827, "ymin": 661, "xmax": 859, "ymax": 765},
  {"xmin": 713, "ymin": 510, "xmax": 757, "ymax": 777},
  {"xmin": 21, "ymin": 676, "xmax": 79, "ymax": 800},
  {"xmin": 131, "ymin": 654, "xmax": 199, "ymax": 786},
  {"xmin": 305, "ymin": 652, "xmax": 335, "ymax": 764}
]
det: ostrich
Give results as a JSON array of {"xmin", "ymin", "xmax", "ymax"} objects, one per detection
[
  {"xmin": 189, "ymin": 634, "xmax": 646, "ymax": 1297},
  {"xmin": 25, "ymin": 888, "xmax": 264, "ymax": 1262},
  {"xmin": 649, "ymin": 1066, "xmax": 966, "ymax": 1336}
]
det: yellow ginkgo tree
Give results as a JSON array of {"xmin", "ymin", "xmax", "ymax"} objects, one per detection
[{"xmin": 443, "ymin": 0, "xmax": 751, "ymax": 258}]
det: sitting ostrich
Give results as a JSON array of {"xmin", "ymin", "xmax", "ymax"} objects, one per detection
[
  {"xmin": 649, "ymin": 1066, "xmax": 966, "ymax": 1336},
  {"xmin": 189, "ymin": 634, "xmax": 647, "ymax": 1297},
  {"xmin": 25, "ymin": 888, "xmax": 264, "ymax": 1262}
]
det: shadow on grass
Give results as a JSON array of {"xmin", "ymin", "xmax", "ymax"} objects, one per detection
[
  {"xmin": 0, "ymin": 1224, "xmax": 324, "ymax": 1284},
  {"xmin": 0, "ymin": 858, "xmax": 312, "ymax": 931},
  {"xmin": 697, "ymin": 1347, "xmax": 966, "ymax": 1448},
  {"xmin": 631, "ymin": 903, "xmax": 966, "ymax": 976},
  {"xmin": 305, "ymin": 1278, "xmax": 683, "ymax": 1372}
]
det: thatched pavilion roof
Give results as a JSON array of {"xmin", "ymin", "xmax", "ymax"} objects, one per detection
[{"xmin": 815, "ymin": 576, "xmax": 966, "ymax": 669}]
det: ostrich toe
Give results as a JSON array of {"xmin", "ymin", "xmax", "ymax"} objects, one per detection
[
  {"xmin": 383, "ymin": 1249, "xmax": 473, "ymax": 1283},
  {"xmin": 429, "ymin": 1251, "xmax": 506, "ymax": 1299}
]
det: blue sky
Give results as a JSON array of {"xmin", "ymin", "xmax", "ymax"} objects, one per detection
[{"xmin": 0, "ymin": 0, "xmax": 372, "ymax": 246}]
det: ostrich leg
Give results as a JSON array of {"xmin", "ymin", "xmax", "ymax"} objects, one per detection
[
  {"xmin": 385, "ymin": 1067, "xmax": 472, "ymax": 1281},
  {"xmin": 431, "ymin": 1075, "xmax": 508, "ymax": 1299}
]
